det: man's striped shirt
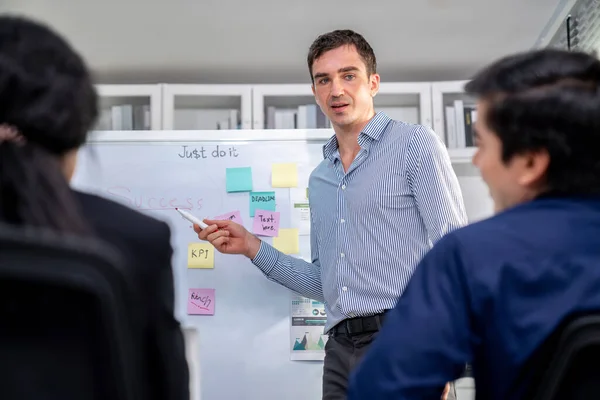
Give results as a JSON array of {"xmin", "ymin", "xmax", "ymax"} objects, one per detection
[{"xmin": 252, "ymin": 111, "xmax": 468, "ymax": 332}]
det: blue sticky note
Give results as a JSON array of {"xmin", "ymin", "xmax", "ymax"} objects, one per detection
[
  {"xmin": 250, "ymin": 191, "xmax": 276, "ymax": 217},
  {"xmin": 226, "ymin": 167, "xmax": 253, "ymax": 192}
]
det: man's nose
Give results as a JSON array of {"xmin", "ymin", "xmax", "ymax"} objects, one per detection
[{"xmin": 330, "ymin": 78, "xmax": 344, "ymax": 97}]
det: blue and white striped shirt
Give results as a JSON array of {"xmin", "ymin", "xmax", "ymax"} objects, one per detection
[{"xmin": 252, "ymin": 112, "xmax": 468, "ymax": 332}]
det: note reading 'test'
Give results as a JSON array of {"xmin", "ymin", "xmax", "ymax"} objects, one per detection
[{"xmin": 253, "ymin": 209, "xmax": 280, "ymax": 237}]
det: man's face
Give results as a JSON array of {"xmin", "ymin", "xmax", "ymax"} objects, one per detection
[
  {"xmin": 471, "ymin": 100, "xmax": 549, "ymax": 213},
  {"xmin": 311, "ymin": 44, "xmax": 379, "ymax": 129}
]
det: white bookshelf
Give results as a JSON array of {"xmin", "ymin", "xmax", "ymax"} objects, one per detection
[
  {"xmin": 377, "ymin": 82, "xmax": 432, "ymax": 128},
  {"xmin": 448, "ymin": 147, "xmax": 476, "ymax": 164},
  {"xmin": 452, "ymin": 161, "xmax": 493, "ymax": 223},
  {"xmin": 94, "ymin": 84, "xmax": 162, "ymax": 131},
  {"xmin": 252, "ymin": 84, "xmax": 319, "ymax": 129},
  {"xmin": 429, "ymin": 81, "xmax": 491, "ymax": 223},
  {"xmin": 162, "ymin": 84, "xmax": 252, "ymax": 131},
  {"xmin": 252, "ymin": 82, "xmax": 432, "ymax": 130},
  {"xmin": 431, "ymin": 80, "xmax": 477, "ymax": 150}
]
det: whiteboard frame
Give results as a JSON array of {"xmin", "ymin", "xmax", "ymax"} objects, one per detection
[
  {"xmin": 85, "ymin": 129, "xmax": 475, "ymax": 164},
  {"xmin": 86, "ymin": 129, "xmax": 335, "ymax": 143}
]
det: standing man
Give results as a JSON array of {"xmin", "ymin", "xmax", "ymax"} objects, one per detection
[
  {"xmin": 196, "ymin": 29, "xmax": 467, "ymax": 399},
  {"xmin": 346, "ymin": 48, "xmax": 600, "ymax": 400}
]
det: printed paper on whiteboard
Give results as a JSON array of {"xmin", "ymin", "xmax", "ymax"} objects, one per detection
[
  {"xmin": 291, "ymin": 201, "xmax": 310, "ymax": 236},
  {"xmin": 290, "ymin": 294, "xmax": 327, "ymax": 361}
]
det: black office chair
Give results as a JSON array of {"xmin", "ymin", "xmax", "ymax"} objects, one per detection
[
  {"xmin": 0, "ymin": 223, "xmax": 148, "ymax": 400},
  {"xmin": 524, "ymin": 312, "xmax": 600, "ymax": 400}
]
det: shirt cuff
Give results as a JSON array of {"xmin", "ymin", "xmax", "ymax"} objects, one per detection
[{"xmin": 251, "ymin": 241, "xmax": 279, "ymax": 276}]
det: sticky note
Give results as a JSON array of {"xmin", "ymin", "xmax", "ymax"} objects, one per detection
[
  {"xmin": 253, "ymin": 209, "xmax": 280, "ymax": 237},
  {"xmin": 188, "ymin": 243, "xmax": 214, "ymax": 269},
  {"xmin": 273, "ymin": 228, "xmax": 300, "ymax": 254},
  {"xmin": 226, "ymin": 167, "xmax": 253, "ymax": 192},
  {"xmin": 188, "ymin": 288, "xmax": 215, "ymax": 315},
  {"xmin": 214, "ymin": 210, "xmax": 243, "ymax": 225},
  {"xmin": 272, "ymin": 163, "xmax": 298, "ymax": 188},
  {"xmin": 250, "ymin": 191, "xmax": 276, "ymax": 217}
]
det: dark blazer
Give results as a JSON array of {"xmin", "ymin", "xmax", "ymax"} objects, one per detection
[{"xmin": 74, "ymin": 190, "xmax": 190, "ymax": 400}]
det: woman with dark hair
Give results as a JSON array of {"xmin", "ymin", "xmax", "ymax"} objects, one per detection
[{"xmin": 0, "ymin": 15, "xmax": 189, "ymax": 400}]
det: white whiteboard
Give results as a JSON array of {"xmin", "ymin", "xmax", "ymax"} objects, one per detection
[{"xmin": 71, "ymin": 129, "xmax": 492, "ymax": 400}]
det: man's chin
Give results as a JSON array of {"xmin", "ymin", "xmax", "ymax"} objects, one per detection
[{"xmin": 330, "ymin": 115, "xmax": 354, "ymax": 128}]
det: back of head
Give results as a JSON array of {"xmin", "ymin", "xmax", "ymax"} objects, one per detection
[
  {"xmin": 0, "ymin": 15, "xmax": 98, "ymax": 234},
  {"xmin": 465, "ymin": 48, "xmax": 600, "ymax": 196}
]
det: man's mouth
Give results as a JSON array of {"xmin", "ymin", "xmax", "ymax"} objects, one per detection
[{"xmin": 331, "ymin": 103, "xmax": 349, "ymax": 111}]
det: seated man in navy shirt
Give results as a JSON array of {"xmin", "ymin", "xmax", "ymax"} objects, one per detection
[{"xmin": 347, "ymin": 48, "xmax": 600, "ymax": 400}]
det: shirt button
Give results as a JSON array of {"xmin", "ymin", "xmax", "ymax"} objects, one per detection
[
  {"xmin": 342, "ymin": 286, "xmax": 348, "ymax": 291},
  {"xmin": 340, "ymin": 218, "xmax": 345, "ymax": 223},
  {"xmin": 340, "ymin": 253, "xmax": 345, "ymax": 258},
  {"xmin": 341, "ymin": 184, "xmax": 346, "ymax": 190},
  {"xmin": 348, "ymin": 312, "xmax": 356, "ymax": 317}
]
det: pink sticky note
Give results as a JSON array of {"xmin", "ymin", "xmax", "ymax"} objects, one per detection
[
  {"xmin": 253, "ymin": 209, "xmax": 280, "ymax": 237},
  {"xmin": 187, "ymin": 288, "xmax": 215, "ymax": 315},
  {"xmin": 213, "ymin": 210, "xmax": 243, "ymax": 225}
]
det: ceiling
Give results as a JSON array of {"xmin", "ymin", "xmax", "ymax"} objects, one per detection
[{"xmin": 1, "ymin": 0, "xmax": 569, "ymax": 84}]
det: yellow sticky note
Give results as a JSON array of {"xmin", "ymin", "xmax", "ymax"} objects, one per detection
[
  {"xmin": 188, "ymin": 243, "xmax": 214, "ymax": 269},
  {"xmin": 273, "ymin": 228, "xmax": 299, "ymax": 255},
  {"xmin": 272, "ymin": 163, "xmax": 298, "ymax": 188}
]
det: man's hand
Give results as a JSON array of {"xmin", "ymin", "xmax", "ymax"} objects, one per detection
[
  {"xmin": 441, "ymin": 382, "xmax": 456, "ymax": 400},
  {"xmin": 194, "ymin": 219, "xmax": 261, "ymax": 259}
]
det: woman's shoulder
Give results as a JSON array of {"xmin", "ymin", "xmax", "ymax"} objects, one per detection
[{"xmin": 72, "ymin": 189, "xmax": 172, "ymax": 253}]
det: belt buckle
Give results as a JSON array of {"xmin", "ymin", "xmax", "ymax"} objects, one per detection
[{"xmin": 346, "ymin": 318, "xmax": 363, "ymax": 336}]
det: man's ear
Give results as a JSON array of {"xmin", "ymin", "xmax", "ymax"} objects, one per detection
[
  {"xmin": 370, "ymin": 73, "xmax": 380, "ymax": 97},
  {"xmin": 517, "ymin": 150, "xmax": 550, "ymax": 187}
]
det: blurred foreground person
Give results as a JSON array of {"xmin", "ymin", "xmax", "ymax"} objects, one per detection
[
  {"xmin": 348, "ymin": 48, "xmax": 600, "ymax": 399},
  {"xmin": 0, "ymin": 15, "xmax": 189, "ymax": 400}
]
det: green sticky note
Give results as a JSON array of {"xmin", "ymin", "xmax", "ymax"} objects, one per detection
[
  {"xmin": 226, "ymin": 167, "xmax": 253, "ymax": 192},
  {"xmin": 250, "ymin": 191, "xmax": 276, "ymax": 217}
]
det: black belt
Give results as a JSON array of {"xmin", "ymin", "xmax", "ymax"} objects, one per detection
[{"xmin": 329, "ymin": 311, "xmax": 389, "ymax": 337}]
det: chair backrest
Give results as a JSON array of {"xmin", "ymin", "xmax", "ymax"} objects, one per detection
[
  {"xmin": 0, "ymin": 223, "xmax": 148, "ymax": 400},
  {"xmin": 527, "ymin": 312, "xmax": 600, "ymax": 400}
]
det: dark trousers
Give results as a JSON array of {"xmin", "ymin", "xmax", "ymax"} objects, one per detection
[
  {"xmin": 322, "ymin": 331, "xmax": 378, "ymax": 399},
  {"xmin": 321, "ymin": 332, "xmax": 458, "ymax": 400}
]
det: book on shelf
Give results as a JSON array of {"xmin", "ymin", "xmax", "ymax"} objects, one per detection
[
  {"xmin": 264, "ymin": 104, "xmax": 420, "ymax": 129},
  {"xmin": 445, "ymin": 100, "xmax": 476, "ymax": 148},
  {"xmin": 266, "ymin": 104, "xmax": 331, "ymax": 129},
  {"xmin": 95, "ymin": 104, "xmax": 151, "ymax": 131},
  {"xmin": 217, "ymin": 109, "xmax": 240, "ymax": 130},
  {"xmin": 174, "ymin": 108, "xmax": 241, "ymax": 130}
]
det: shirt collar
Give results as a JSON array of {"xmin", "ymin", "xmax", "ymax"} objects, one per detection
[{"xmin": 322, "ymin": 111, "xmax": 391, "ymax": 160}]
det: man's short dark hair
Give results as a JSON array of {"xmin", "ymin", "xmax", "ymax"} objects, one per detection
[
  {"xmin": 465, "ymin": 48, "xmax": 600, "ymax": 195},
  {"xmin": 307, "ymin": 29, "xmax": 377, "ymax": 83}
]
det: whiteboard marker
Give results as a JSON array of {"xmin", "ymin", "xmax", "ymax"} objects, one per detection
[{"xmin": 176, "ymin": 208, "xmax": 208, "ymax": 229}]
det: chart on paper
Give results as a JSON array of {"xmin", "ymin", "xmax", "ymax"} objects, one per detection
[{"xmin": 290, "ymin": 295, "xmax": 328, "ymax": 361}]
